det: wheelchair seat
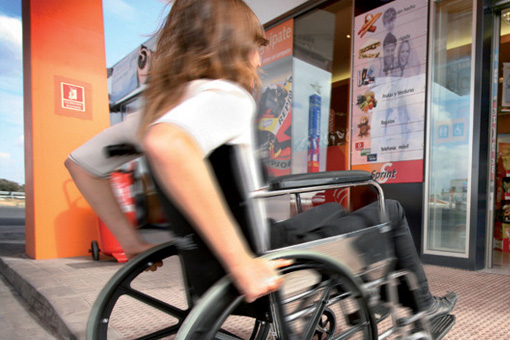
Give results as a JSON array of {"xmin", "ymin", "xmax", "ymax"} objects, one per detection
[{"xmin": 86, "ymin": 143, "xmax": 455, "ymax": 340}]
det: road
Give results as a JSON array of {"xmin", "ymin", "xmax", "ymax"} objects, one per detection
[
  {"xmin": 0, "ymin": 206, "xmax": 59, "ymax": 339},
  {"xmin": 0, "ymin": 205, "xmax": 25, "ymax": 224}
]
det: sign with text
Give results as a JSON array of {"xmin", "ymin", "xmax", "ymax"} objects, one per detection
[
  {"xmin": 352, "ymin": 159, "xmax": 424, "ymax": 184},
  {"xmin": 54, "ymin": 76, "xmax": 92, "ymax": 120},
  {"xmin": 259, "ymin": 19, "xmax": 293, "ymax": 67},
  {"xmin": 61, "ymin": 82, "xmax": 85, "ymax": 111},
  {"xmin": 256, "ymin": 19, "xmax": 294, "ymax": 178},
  {"xmin": 351, "ymin": 0, "xmax": 428, "ymax": 183}
]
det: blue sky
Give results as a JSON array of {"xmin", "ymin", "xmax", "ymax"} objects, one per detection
[{"xmin": 0, "ymin": 0, "xmax": 169, "ymax": 186}]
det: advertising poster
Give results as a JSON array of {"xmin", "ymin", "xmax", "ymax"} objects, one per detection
[
  {"xmin": 292, "ymin": 58, "xmax": 332, "ymax": 174},
  {"xmin": 257, "ymin": 20, "xmax": 294, "ymax": 177},
  {"xmin": 110, "ymin": 35, "xmax": 157, "ymax": 104},
  {"xmin": 351, "ymin": 0, "xmax": 428, "ymax": 183}
]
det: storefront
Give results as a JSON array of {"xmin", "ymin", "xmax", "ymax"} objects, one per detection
[
  {"xmin": 247, "ymin": 0, "xmax": 510, "ymax": 272},
  {"xmin": 108, "ymin": 0, "xmax": 510, "ymax": 273}
]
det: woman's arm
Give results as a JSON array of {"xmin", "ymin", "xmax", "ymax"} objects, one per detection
[
  {"xmin": 143, "ymin": 123, "xmax": 289, "ymax": 302},
  {"xmin": 64, "ymin": 158, "xmax": 154, "ymax": 259}
]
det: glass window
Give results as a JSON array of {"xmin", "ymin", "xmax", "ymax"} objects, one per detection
[
  {"xmin": 425, "ymin": 0, "xmax": 473, "ymax": 255},
  {"xmin": 257, "ymin": 0, "xmax": 352, "ymax": 180},
  {"xmin": 258, "ymin": 0, "xmax": 354, "ymax": 213}
]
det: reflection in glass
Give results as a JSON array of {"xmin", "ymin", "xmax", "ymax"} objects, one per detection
[{"xmin": 426, "ymin": 0, "xmax": 473, "ymax": 254}]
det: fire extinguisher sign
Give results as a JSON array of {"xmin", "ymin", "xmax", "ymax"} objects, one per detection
[
  {"xmin": 61, "ymin": 82, "xmax": 85, "ymax": 112},
  {"xmin": 54, "ymin": 76, "xmax": 92, "ymax": 120}
]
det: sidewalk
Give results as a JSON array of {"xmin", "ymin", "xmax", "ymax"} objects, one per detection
[
  {"xmin": 1, "ymin": 209, "xmax": 510, "ymax": 339},
  {"xmin": 0, "ymin": 213, "xmax": 174, "ymax": 340}
]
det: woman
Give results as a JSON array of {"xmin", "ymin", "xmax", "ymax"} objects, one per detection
[
  {"xmin": 139, "ymin": 0, "xmax": 291, "ymax": 303},
  {"xmin": 140, "ymin": 0, "xmax": 455, "ymax": 315}
]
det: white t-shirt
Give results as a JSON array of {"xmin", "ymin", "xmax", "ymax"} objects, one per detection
[{"xmin": 153, "ymin": 79, "xmax": 255, "ymax": 157}]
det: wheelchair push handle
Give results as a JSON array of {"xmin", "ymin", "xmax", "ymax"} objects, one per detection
[{"xmin": 104, "ymin": 143, "xmax": 142, "ymax": 158}]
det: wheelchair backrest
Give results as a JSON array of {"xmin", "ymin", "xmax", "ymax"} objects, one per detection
[{"xmin": 150, "ymin": 145, "xmax": 261, "ymax": 300}]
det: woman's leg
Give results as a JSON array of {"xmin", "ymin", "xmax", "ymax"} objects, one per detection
[
  {"xmin": 271, "ymin": 199, "xmax": 433, "ymax": 309},
  {"xmin": 329, "ymin": 199, "xmax": 433, "ymax": 309}
]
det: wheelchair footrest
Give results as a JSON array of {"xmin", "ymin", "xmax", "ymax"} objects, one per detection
[{"xmin": 430, "ymin": 314, "xmax": 455, "ymax": 340}]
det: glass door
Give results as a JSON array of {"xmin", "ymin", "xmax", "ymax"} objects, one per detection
[{"xmin": 424, "ymin": 0, "xmax": 475, "ymax": 257}]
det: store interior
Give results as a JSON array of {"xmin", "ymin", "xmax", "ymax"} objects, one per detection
[{"xmin": 492, "ymin": 9, "xmax": 510, "ymax": 272}]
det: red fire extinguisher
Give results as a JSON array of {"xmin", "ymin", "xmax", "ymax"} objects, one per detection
[{"xmin": 89, "ymin": 170, "xmax": 138, "ymax": 263}]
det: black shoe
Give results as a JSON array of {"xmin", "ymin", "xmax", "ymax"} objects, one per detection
[{"xmin": 426, "ymin": 292, "xmax": 458, "ymax": 319}]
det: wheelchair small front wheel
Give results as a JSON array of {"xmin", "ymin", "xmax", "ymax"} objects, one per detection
[
  {"xmin": 314, "ymin": 307, "xmax": 336, "ymax": 340},
  {"xmin": 176, "ymin": 250, "xmax": 377, "ymax": 340}
]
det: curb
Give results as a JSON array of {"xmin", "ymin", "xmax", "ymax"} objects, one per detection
[{"xmin": 0, "ymin": 257, "xmax": 76, "ymax": 340}]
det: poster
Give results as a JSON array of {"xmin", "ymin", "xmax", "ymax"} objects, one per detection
[
  {"xmin": 351, "ymin": 0, "xmax": 428, "ymax": 183},
  {"xmin": 257, "ymin": 20, "xmax": 294, "ymax": 177},
  {"xmin": 110, "ymin": 35, "xmax": 157, "ymax": 104}
]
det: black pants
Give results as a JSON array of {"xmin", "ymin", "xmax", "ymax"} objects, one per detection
[{"xmin": 270, "ymin": 199, "xmax": 433, "ymax": 310}]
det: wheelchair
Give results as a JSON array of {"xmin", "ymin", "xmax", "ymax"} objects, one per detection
[{"xmin": 86, "ymin": 145, "xmax": 455, "ymax": 340}]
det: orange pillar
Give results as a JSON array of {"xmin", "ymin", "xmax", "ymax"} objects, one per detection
[{"xmin": 23, "ymin": 0, "xmax": 109, "ymax": 259}]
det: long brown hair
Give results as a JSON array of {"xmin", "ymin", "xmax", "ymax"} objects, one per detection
[{"xmin": 140, "ymin": 0, "xmax": 268, "ymax": 135}]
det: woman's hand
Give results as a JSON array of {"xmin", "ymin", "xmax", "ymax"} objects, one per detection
[{"xmin": 229, "ymin": 257, "xmax": 293, "ymax": 303}]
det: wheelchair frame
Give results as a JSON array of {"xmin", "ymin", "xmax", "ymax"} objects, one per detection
[
  {"xmin": 86, "ymin": 147, "xmax": 454, "ymax": 340},
  {"xmin": 174, "ymin": 171, "xmax": 440, "ymax": 340}
]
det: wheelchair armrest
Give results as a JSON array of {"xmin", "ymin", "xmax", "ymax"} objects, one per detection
[
  {"xmin": 253, "ymin": 169, "xmax": 386, "ymax": 222},
  {"xmin": 268, "ymin": 170, "xmax": 373, "ymax": 191}
]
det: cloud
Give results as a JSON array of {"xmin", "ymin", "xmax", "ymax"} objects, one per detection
[
  {"xmin": 0, "ymin": 152, "xmax": 10, "ymax": 159},
  {"xmin": 0, "ymin": 15, "xmax": 22, "ymax": 78},
  {"xmin": 103, "ymin": 0, "xmax": 138, "ymax": 23},
  {"xmin": 0, "ymin": 15, "xmax": 22, "ymax": 47}
]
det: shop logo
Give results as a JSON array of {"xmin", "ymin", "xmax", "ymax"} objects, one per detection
[{"xmin": 372, "ymin": 162, "xmax": 397, "ymax": 184}]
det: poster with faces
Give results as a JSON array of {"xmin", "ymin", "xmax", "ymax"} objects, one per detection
[{"xmin": 351, "ymin": 0, "xmax": 428, "ymax": 183}]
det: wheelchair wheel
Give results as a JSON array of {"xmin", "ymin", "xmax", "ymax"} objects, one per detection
[
  {"xmin": 314, "ymin": 307, "xmax": 335, "ymax": 340},
  {"xmin": 176, "ymin": 250, "xmax": 377, "ymax": 340},
  {"xmin": 86, "ymin": 241, "xmax": 190, "ymax": 340}
]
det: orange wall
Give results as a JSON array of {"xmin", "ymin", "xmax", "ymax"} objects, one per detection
[{"xmin": 23, "ymin": 0, "xmax": 109, "ymax": 259}]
